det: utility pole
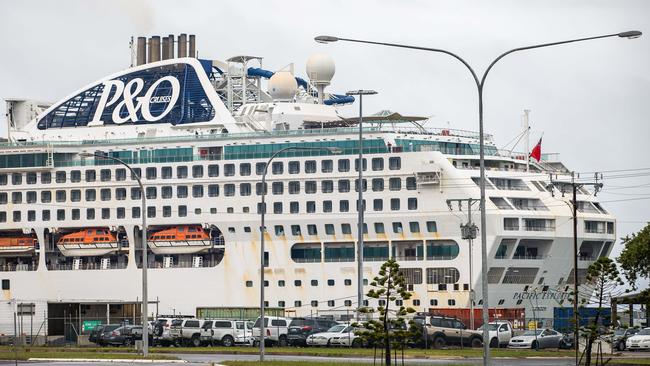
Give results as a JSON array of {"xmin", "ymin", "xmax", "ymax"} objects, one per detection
[
  {"xmin": 548, "ymin": 172, "xmax": 602, "ymax": 366},
  {"xmin": 447, "ymin": 198, "xmax": 479, "ymax": 329}
]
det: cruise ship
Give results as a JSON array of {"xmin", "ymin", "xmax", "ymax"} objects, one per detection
[{"xmin": 0, "ymin": 34, "xmax": 616, "ymax": 339}]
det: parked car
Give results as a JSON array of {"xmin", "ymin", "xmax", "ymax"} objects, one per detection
[
  {"xmin": 414, "ymin": 314, "xmax": 483, "ymax": 349},
  {"xmin": 153, "ymin": 318, "xmax": 176, "ymax": 346},
  {"xmin": 103, "ymin": 325, "xmax": 141, "ymax": 346},
  {"xmin": 329, "ymin": 326, "xmax": 366, "ymax": 348},
  {"xmin": 200, "ymin": 319, "xmax": 254, "ymax": 346},
  {"xmin": 96, "ymin": 324, "xmax": 121, "ymax": 346},
  {"xmin": 508, "ymin": 328, "xmax": 563, "ymax": 349},
  {"xmin": 169, "ymin": 318, "xmax": 206, "ymax": 347},
  {"xmin": 558, "ymin": 332, "xmax": 575, "ymax": 349},
  {"xmin": 306, "ymin": 324, "xmax": 354, "ymax": 346},
  {"xmin": 252, "ymin": 316, "xmax": 290, "ymax": 346},
  {"xmin": 89, "ymin": 325, "xmax": 104, "ymax": 344},
  {"xmin": 478, "ymin": 321, "xmax": 514, "ymax": 348},
  {"xmin": 626, "ymin": 327, "xmax": 650, "ymax": 351},
  {"xmin": 610, "ymin": 328, "xmax": 639, "ymax": 351},
  {"xmin": 287, "ymin": 317, "xmax": 339, "ymax": 346}
]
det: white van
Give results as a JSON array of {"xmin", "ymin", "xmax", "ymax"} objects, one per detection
[{"xmin": 200, "ymin": 319, "xmax": 254, "ymax": 346}]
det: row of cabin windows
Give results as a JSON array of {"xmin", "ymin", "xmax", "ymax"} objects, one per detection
[
  {"xmin": 0, "ymin": 178, "xmax": 417, "ymax": 204},
  {"xmin": 249, "ymin": 299, "xmax": 447, "ymax": 309},
  {"xmin": 273, "ymin": 220, "xmax": 438, "ymax": 237},
  {"xmin": 261, "ymin": 198, "xmax": 418, "ymax": 215},
  {"xmin": 0, "ymin": 157, "xmax": 402, "ymax": 186},
  {"xmin": 0, "ymin": 206, "xmax": 191, "ymax": 223}
]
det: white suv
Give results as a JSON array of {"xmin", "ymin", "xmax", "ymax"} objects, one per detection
[
  {"xmin": 252, "ymin": 316, "xmax": 290, "ymax": 346},
  {"xmin": 200, "ymin": 319, "xmax": 254, "ymax": 346},
  {"xmin": 169, "ymin": 318, "xmax": 206, "ymax": 347}
]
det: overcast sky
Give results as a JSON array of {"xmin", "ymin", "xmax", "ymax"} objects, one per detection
[{"xmin": 1, "ymin": 0, "xmax": 648, "ymax": 287}]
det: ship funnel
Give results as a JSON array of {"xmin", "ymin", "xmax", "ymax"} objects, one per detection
[
  {"xmin": 136, "ymin": 37, "xmax": 146, "ymax": 65},
  {"xmin": 162, "ymin": 37, "xmax": 170, "ymax": 60},
  {"xmin": 149, "ymin": 36, "xmax": 161, "ymax": 62},
  {"xmin": 167, "ymin": 34, "xmax": 175, "ymax": 59},
  {"xmin": 189, "ymin": 34, "xmax": 196, "ymax": 57},
  {"xmin": 178, "ymin": 33, "xmax": 187, "ymax": 57}
]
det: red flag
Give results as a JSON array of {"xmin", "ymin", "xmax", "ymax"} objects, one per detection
[{"xmin": 530, "ymin": 138, "xmax": 542, "ymax": 162}]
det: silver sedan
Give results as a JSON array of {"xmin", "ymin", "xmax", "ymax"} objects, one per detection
[{"xmin": 508, "ymin": 329, "xmax": 563, "ymax": 349}]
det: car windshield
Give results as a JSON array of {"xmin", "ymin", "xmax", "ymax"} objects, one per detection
[
  {"xmin": 327, "ymin": 325, "xmax": 346, "ymax": 332},
  {"xmin": 171, "ymin": 319, "xmax": 183, "ymax": 326},
  {"xmin": 522, "ymin": 330, "xmax": 543, "ymax": 336},
  {"xmin": 289, "ymin": 319, "xmax": 308, "ymax": 327},
  {"xmin": 638, "ymin": 329, "xmax": 650, "ymax": 336},
  {"xmin": 479, "ymin": 324, "xmax": 499, "ymax": 331},
  {"xmin": 614, "ymin": 329, "xmax": 626, "ymax": 336}
]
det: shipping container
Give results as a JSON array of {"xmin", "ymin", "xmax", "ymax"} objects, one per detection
[
  {"xmin": 427, "ymin": 308, "xmax": 526, "ymax": 330},
  {"xmin": 553, "ymin": 307, "xmax": 611, "ymax": 333},
  {"xmin": 196, "ymin": 306, "xmax": 285, "ymax": 320}
]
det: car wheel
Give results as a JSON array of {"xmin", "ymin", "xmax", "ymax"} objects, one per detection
[
  {"xmin": 191, "ymin": 335, "xmax": 201, "ymax": 347},
  {"xmin": 124, "ymin": 338, "xmax": 133, "ymax": 347},
  {"xmin": 278, "ymin": 335, "xmax": 288, "ymax": 347},
  {"xmin": 351, "ymin": 338, "xmax": 362, "ymax": 348},
  {"xmin": 617, "ymin": 341, "xmax": 625, "ymax": 351},
  {"xmin": 433, "ymin": 336, "xmax": 446, "ymax": 349},
  {"xmin": 222, "ymin": 335, "xmax": 234, "ymax": 347},
  {"xmin": 531, "ymin": 340, "xmax": 538, "ymax": 350},
  {"xmin": 471, "ymin": 337, "xmax": 483, "ymax": 348},
  {"xmin": 489, "ymin": 338, "xmax": 499, "ymax": 348}
]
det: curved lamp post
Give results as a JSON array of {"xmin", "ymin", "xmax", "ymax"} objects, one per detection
[
  {"xmin": 259, "ymin": 146, "xmax": 342, "ymax": 362},
  {"xmin": 315, "ymin": 30, "xmax": 641, "ymax": 366},
  {"xmin": 81, "ymin": 152, "xmax": 149, "ymax": 357}
]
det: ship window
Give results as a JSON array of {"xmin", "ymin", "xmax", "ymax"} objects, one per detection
[
  {"xmin": 146, "ymin": 187, "xmax": 156, "ymax": 199},
  {"xmin": 372, "ymin": 158, "xmax": 384, "ymax": 171},
  {"xmin": 393, "ymin": 222, "xmax": 403, "ymax": 234},
  {"xmin": 354, "ymin": 158, "xmax": 367, "ymax": 172},
  {"xmin": 272, "ymin": 182, "xmax": 283, "ymax": 195},
  {"xmin": 145, "ymin": 167, "xmax": 156, "ymax": 180},
  {"xmin": 288, "ymin": 181, "xmax": 300, "ymax": 194},
  {"xmin": 375, "ymin": 222, "xmax": 385, "ymax": 234},
  {"xmin": 338, "ymin": 179, "xmax": 350, "ymax": 193},
  {"xmin": 208, "ymin": 164, "xmax": 219, "ymax": 177},
  {"xmin": 372, "ymin": 178, "xmax": 384, "ymax": 191},
  {"xmin": 86, "ymin": 189, "xmax": 96, "ymax": 202},
  {"xmin": 389, "ymin": 157, "xmax": 401, "ymax": 170},
  {"xmin": 408, "ymin": 198, "xmax": 418, "ymax": 210},
  {"xmin": 0, "ymin": 174, "xmax": 6, "ymax": 185},
  {"xmin": 69, "ymin": 170, "xmax": 81, "ymax": 182},
  {"xmin": 342, "ymin": 223, "xmax": 352, "ymax": 234},
  {"xmin": 373, "ymin": 199, "xmax": 383, "ymax": 211},
  {"xmin": 56, "ymin": 190, "xmax": 67, "ymax": 202},
  {"xmin": 291, "ymin": 225, "xmax": 301, "ymax": 236},
  {"xmin": 102, "ymin": 208, "xmax": 110, "ymax": 219},
  {"xmin": 177, "ymin": 166, "xmax": 188, "ymax": 178},
  {"xmin": 272, "ymin": 162, "xmax": 283, "ymax": 175},
  {"xmin": 294, "ymin": 301, "xmax": 302, "ymax": 307},
  {"xmin": 130, "ymin": 207, "xmax": 139, "ymax": 218},
  {"xmin": 246, "ymin": 281, "xmax": 253, "ymax": 288},
  {"xmin": 305, "ymin": 181, "xmax": 317, "ymax": 194},
  {"xmin": 275, "ymin": 225, "xmax": 284, "ymax": 236},
  {"xmin": 161, "ymin": 186, "xmax": 172, "ymax": 199},
  {"xmin": 147, "ymin": 206, "xmax": 156, "ymax": 218},
  {"xmin": 117, "ymin": 207, "xmax": 125, "ymax": 219},
  {"xmin": 28, "ymin": 210, "xmax": 35, "ymax": 222},
  {"xmin": 307, "ymin": 224, "xmax": 317, "ymax": 235},
  {"xmin": 57, "ymin": 209, "xmax": 65, "ymax": 221},
  {"xmin": 41, "ymin": 191, "xmax": 51, "ymax": 203},
  {"xmin": 306, "ymin": 201, "xmax": 316, "ymax": 213},
  {"xmin": 391, "ymin": 198, "xmax": 400, "ymax": 211},
  {"xmin": 311, "ymin": 280, "xmax": 318, "ymax": 286},
  {"xmin": 85, "ymin": 170, "xmax": 96, "ymax": 182},
  {"xmin": 26, "ymin": 191, "xmax": 36, "ymax": 203},
  {"xmin": 11, "ymin": 192, "xmax": 21, "ymax": 204},
  {"xmin": 406, "ymin": 177, "xmax": 417, "ymax": 190},
  {"xmin": 323, "ymin": 200, "xmax": 332, "ymax": 213},
  {"xmin": 0, "ymin": 212, "xmax": 6, "ymax": 222},
  {"xmin": 354, "ymin": 178, "xmax": 367, "ymax": 192},
  {"xmin": 55, "ymin": 171, "xmax": 66, "ymax": 183},
  {"xmin": 311, "ymin": 301, "xmax": 318, "ymax": 307},
  {"xmin": 239, "ymin": 163, "xmax": 251, "ymax": 176},
  {"xmin": 116, "ymin": 168, "xmax": 126, "ymax": 181},
  {"xmin": 26, "ymin": 172, "xmax": 37, "ymax": 184},
  {"xmin": 426, "ymin": 221, "xmax": 437, "ymax": 232},
  {"xmin": 256, "ymin": 162, "xmax": 266, "ymax": 175},
  {"xmin": 325, "ymin": 224, "xmax": 335, "ymax": 235},
  {"xmin": 177, "ymin": 186, "xmax": 188, "ymax": 198},
  {"xmin": 192, "ymin": 185, "xmax": 204, "ymax": 198},
  {"xmin": 208, "ymin": 184, "xmax": 219, "ymax": 197},
  {"xmin": 0, "ymin": 193, "xmax": 6, "ymax": 204},
  {"xmin": 294, "ymin": 280, "xmax": 302, "ymax": 287},
  {"xmin": 322, "ymin": 180, "xmax": 334, "ymax": 193},
  {"xmin": 256, "ymin": 182, "xmax": 267, "ymax": 195},
  {"xmin": 161, "ymin": 166, "xmax": 172, "ymax": 179},
  {"xmin": 338, "ymin": 159, "xmax": 350, "ymax": 172},
  {"xmin": 340, "ymin": 200, "xmax": 350, "ymax": 212},
  {"xmin": 410, "ymin": 222, "xmax": 420, "ymax": 233},
  {"xmin": 131, "ymin": 167, "xmax": 141, "ymax": 180},
  {"xmin": 305, "ymin": 160, "xmax": 316, "ymax": 173},
  {"xmin": 273, "ymin": 202, "xmax": 282, "ymax": 214},
  {"xmin": 290, "ymin": 201, "xmax": 299, "ymax": 213},
  {"xmin": 100, "ymin": 169, "xmax": 111, "ymax": 182},
  {"xmin": 178, "ymin": 206, "xmax": 186, "ymax": 217},
  {"xmin": 40, "ymin": 172, "xmax": 51, "ymax": 184},
  {"xmin": 327, "ymin": 279, "xmax": 335, "ymax": 286},
  {"xmin": 42, "ymin": 210, "xmax": 50, "ymax": 221},
  {"xmin": 192, "ymin": 165, "xmax": 203, "ymax": 178},
  {"xmin": 278, "ymin": 301, "xmax": 285, "ymax": 308},
  {"xmin": 288, "ymin": 161, "xmax": 300, "ymax": 174},
  {"xmin": 223, "ymin": 184, "xmax": 235, "ymax": 196},
  {"xmin": 322, "ymin": 159, "xmax": 333, "ymax": 173},
  {"xmin": 100, "ymin": 188, "xmax": 111, "ymax": 201},
  {"xmin": 163, "ymin": 206, "xmax": 171, "ymax": 217}
]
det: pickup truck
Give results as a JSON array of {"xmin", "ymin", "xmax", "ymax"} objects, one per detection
[
  {"xmin": 414, "ymin": 314, "xmax": 483, "ymax": 349},
  {"xmin": 479, "ymin": 321, "xmax": 514, "ymax": 348},
  {"xmin": 169, "ymin": 318, "xmax": 206, "ymax": 347}
]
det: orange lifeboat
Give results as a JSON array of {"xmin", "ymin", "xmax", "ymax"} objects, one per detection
[
  {"xmin": 0, "ymin": 236, "xmax": 37, "ymax": 256},
  {"xmin": 148, "ymin": 225, "xmax": 214, "ymax": 255},
  {"xmin": 57, "ymin": 228, "xmax": 120, "ymax": 257}
]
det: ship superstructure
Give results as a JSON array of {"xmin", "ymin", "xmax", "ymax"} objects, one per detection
[{"xmin": 0, "ymin": 35, "xmax": 616, "ymax": 336}]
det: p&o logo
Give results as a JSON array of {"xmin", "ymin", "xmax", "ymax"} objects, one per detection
[{"xmin": 88, "ymin": 76, "xmax": 180, "ymax": 126}]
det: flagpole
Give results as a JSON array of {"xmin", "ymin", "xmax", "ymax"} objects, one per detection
[{"xmin": 523, "ymin": 109, "xmax": 530, "ymax": 172}]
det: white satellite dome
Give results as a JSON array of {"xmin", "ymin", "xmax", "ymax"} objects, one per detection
[
  {"xmin": 268, "ymin": 71, "xmax": 298, "ymax": 101},
  {"xmin": 306, "ymin": 53, "xmax": 335, "ymax": 85}
]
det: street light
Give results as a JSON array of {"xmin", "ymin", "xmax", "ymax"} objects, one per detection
[
  {"xmin": 259, "ymin": 146, "xmax": 342, "ymax": 362},
  {"xmin": 345, "ymin": 89, "xmax": 377, "ymax": 320},
  {"xmin": 315, "ymin": 30, "xmax": 641, "ymax": 366},
  {"xmin": 80, "ymin": 152, "xmax": 149, "ymax": 357}
]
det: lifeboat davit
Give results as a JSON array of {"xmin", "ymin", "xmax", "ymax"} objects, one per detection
[
  {"xmin": 57, "ymin": 228, "xmax": 120, "ymax": 257},
  {"xmin": 148, "ymin": 225, "xmax": 214, "ymax": 255},
  {"xmin": 0, "ymin": 236, "xmax": 37, "ymax": 256}
]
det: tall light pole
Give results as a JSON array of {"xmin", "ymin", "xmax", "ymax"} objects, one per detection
[
  {"xmin": 81, "ymin": 152, "xmax": 149, "ymax": 357},
  {"xmin": 345, "ymin": 89, "xmax": 377, "ymax": 319},
  {"xmin": 315, "ymin": 30, "xmax": 641, "ymax": 366},
  {"xmin": 259, "ymin": 146, "xmax": 341, "ymax": 362}
]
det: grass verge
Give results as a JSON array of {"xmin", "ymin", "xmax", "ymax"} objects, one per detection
[
  {"xmin": 0, "ymin": 347, "xmax": 176, "ymax": 361},
  {"xmin": 221, "ymin": 362, "xmax": 475, "ymax": 366}
]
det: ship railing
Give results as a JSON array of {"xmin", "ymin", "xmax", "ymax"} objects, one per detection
[
  {"xmin": 47, "ymin": 261, "xmax": 128, "ymax": 270},
  {"xmin": 425, "ymin": 255, "xmax": 457, "ymax": 261},
  {"xmin": 291, "ymin": 258, "xmax": 321, "ymax": 263},
  {"xmin": 324, "ymin": 257, "xmax": 355, "ymax": 263},
  {"xmin": 578, "ymin": 255, "xmax": 597, "ymax": 261},
  {"xmin": 512, "ymin": 255, "xmax": 546, "ymax": 260},
  {"xmin": 523, "ymin": 226, "xmax": 556, "ymax": 232},
  {"xmin": 393, "ymin": 255, "xmax": 424, "ymax": 261},
  {"xmin": 0, "ymin": 262, "xmax": 37, "ymax": 272}
]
